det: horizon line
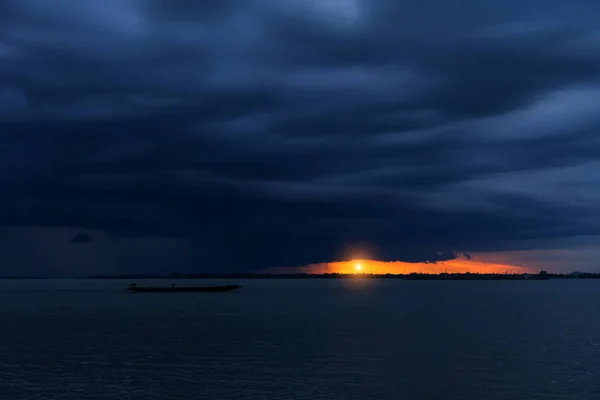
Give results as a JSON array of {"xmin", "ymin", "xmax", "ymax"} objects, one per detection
[{"xmin": 1, "ymin": 270, "xmax": 596, "ymax": 279}]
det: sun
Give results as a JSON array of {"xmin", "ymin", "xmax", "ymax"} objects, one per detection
[{"xmin": 355, "ymin": 262, "xmax": 363, "ymax": 272}]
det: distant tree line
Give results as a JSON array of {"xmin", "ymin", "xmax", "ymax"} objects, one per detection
[{"xmin": 83, "ymin": 270, "xmax": 600, "ymax": 280}]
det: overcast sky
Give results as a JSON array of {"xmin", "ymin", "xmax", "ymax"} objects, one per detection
[{"xmin": 1, "ymin": 0, "xmax": 600, "ymax": 275}]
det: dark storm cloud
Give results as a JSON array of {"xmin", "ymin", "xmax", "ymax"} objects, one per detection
[
  {"xmin": 70, "ymin": 232, "xmax": 92, "ymax": 244},
  {"xmin": 1, "ymin": 0, "xmax": 600, "ymax": 271}
]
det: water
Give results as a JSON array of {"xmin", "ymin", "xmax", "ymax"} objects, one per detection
[{"xmin": 1, "ymin": 279, "xmax": 599, "ymax": 399}]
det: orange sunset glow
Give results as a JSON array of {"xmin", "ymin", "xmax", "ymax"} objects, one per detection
[{"xmin": 269, "ymin": 253, "xmax": 536, "ymax": 275}]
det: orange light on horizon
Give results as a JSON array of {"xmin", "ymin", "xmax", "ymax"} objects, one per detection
[
  {"xmin": 266, "ymin": 254, "xmax": 535, "ymax": 275},
  {"xmin": 354, "ymin": 262, "xmax": 363, "ymax": 273}
]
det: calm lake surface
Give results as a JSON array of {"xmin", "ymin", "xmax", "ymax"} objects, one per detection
[{"xmin": 1, "ymin": 279, "xmax": 599, "ymax": 399}]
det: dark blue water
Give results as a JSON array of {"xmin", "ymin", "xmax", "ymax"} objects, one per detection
[{"xmin": 1, "ymin": 279, "xmax": 599, "ymax": 399}]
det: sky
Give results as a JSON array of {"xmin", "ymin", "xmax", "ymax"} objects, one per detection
[{"xmin": 1, "ymin": 0, "xmax": 600, "ymax": 276}]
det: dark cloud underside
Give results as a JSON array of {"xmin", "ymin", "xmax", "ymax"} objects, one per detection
[{"xmin": 1, "ymin": 0, "xmax": 600, "ymax": 272}]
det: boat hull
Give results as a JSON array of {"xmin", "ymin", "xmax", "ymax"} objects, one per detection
[{"xmin": 127, "ymin": 285, "xmax": 242, "ymax": 293}]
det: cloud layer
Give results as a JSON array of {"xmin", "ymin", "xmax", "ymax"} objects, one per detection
[{"xmin": 1, "ymin": 0, "xmax": 600, "ymax": 272}]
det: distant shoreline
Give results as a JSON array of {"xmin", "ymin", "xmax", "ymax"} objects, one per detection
[{"xmin": 2, "ymin": 272, "xmax": 598, "ymax": 280}]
